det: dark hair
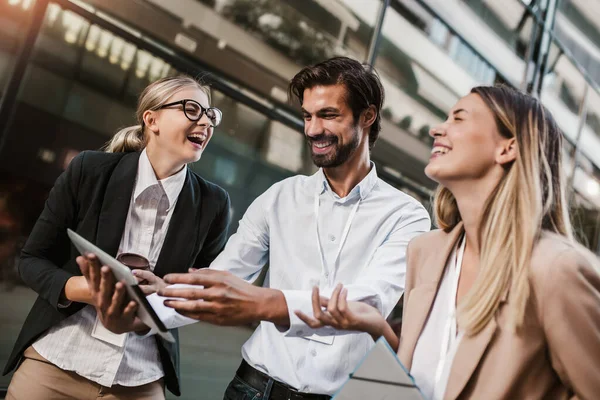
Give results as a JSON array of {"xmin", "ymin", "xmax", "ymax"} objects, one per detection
[{"xmin": 288, "ymin": 57, "xmax": 385, "ymax": 150}]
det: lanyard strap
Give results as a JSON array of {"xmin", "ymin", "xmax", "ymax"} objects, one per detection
[
  {"xmin": 434, "ymin": 234, "xmax": 467, "ymax": 394},
  {"xmin": 314, "ymin": 192, "xmax": 361, "ymax": 278}
]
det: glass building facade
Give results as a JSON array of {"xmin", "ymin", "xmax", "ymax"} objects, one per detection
[{"xmin": 1, "ymin": 0, "xmax": 600, "ymax": 398}]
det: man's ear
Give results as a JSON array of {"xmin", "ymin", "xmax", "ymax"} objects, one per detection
[
  {"xmin": 497, "ymin": 137, "xmax": 517, "ymax": 166},
  {"xmin": 142, "ymin": 110, "xmax": 159, "ymax": 134},
  {"xmin": 361, "ymin": 105, "xmax": 377, "ymax": 129}
]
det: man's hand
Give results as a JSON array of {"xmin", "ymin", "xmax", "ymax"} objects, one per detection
[
  {"xmin": 158, "ymin": 269, "xmax": 289, "ymax": 327},
  {"xmin": 77, "ymin": 254, "xmax": 148, "ymax": 334},
  {"xmin": 132, "ymin": 269, "xmax": 167, "ymax": 295}
]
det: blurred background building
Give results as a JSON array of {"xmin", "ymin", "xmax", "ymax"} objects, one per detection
[{"xmin": 1, "ymin": 0, "xmax": 599, "ymax": 398}]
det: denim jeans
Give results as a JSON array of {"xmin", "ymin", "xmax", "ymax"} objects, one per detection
[{"xmin": 223, "ymin": 375, "xmax": 271, "ymax": 400}]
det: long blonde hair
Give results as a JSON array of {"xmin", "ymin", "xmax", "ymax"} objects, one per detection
[
  {"xmin": 104, "ymin": 75, "xmax": 211, "ymax": 153},
  {"xmin": 435, "ymin": 86, "xmax": 574, "ymax": 335}
]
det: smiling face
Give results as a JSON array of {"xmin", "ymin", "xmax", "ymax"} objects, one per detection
[
  {"xmin": 301, "ymin": 84, "xmax": 366, "ymax": 168},
  {"xmin": 425, "ymin": 93, "xmax": 515, "ymax": 186},
  {"xmin": 144, "ymin": 86, "xmax": 213, "ymax": 166}
]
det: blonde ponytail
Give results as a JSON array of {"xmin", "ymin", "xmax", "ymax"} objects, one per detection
[{"xmin": 103, "ymin": 125, "xmax": 145, "ymax": 153}]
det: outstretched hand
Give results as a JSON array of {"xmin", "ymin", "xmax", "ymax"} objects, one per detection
[
  {"xmin": 294, "ymin": 284, "xmax": 386, "ymax": 340},
  {"xmin": 158, "ymin": 269, "xmax": 288, "ymax": 326},
  {"xmin": 77, "ymin": 254, "xmax": 147, "ymax": 334}
]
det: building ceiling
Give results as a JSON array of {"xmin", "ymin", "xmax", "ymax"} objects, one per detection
[
  {"xmin": 569, "ymin": 0, "xmax": 600, "ymax": 33},
  {"xmin": 483, "ymin": 0, "xmax": 526, "ymax": 30}
]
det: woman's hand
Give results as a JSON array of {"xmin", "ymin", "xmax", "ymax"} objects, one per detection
[
  {"xmin": 76, "ymin": 254, "xmax": 148, "ymax": 334},
  {"xmin": 294, "ymin": 284, "xmax": 388, "ymax": 340},
  {"xmin": 132, "ymin": 270, "xmax": 167, "ymax": 295}
]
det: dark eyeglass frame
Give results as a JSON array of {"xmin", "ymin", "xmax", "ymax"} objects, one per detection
[{"xmin": 158, "ymin": 99, "xmax": 222, "ymax": 127}]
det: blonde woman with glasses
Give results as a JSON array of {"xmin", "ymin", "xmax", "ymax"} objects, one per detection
[
  {"xmin": 5, "ymin": 75, "xmax": 230, "ymax": 399},
  {"xmin": 297, "ymin": 86, "xmax": 600, "ymax": 399}
]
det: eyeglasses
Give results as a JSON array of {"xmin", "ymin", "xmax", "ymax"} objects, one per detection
[{"xmin": 158, "ymin": 99, "xmax": 223, "ymax": 127}]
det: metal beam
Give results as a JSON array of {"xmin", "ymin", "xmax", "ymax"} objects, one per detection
[
  {"xmin": 530, "ymin": 0, "xmax": 559, "ymax": 95},
  {"xmin": 366, "ymin": 0, "xmax": 390, "ymax": 68},
  {"xmin": 0, "ymin": 0, "xmax": 50, "ymax": 152},
  {"xmin": 520, "ymin": 12, "xmax": 540, "ymax": 91},
  {"xmin": 568, "ymin": 84, "xmax": 589, "ymax": 204}
]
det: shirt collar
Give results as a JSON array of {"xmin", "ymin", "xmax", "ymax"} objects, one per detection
[
  {"xmin": 312, "ymin": 162, "xmax": 378, "ymax": 201},
  {"xmin": 134, "ymin": 149, "xmax": 187, "ymax": 211}
]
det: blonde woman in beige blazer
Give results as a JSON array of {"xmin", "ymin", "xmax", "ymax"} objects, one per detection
[{"xmin": 296, "ymin": 86, "xmax": 600, "ymax": 399}]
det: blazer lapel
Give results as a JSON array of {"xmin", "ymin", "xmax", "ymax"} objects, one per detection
[
  {"xmin": 443, "ymin": 318, "xmax": 497, "ymax": 400},
  {"xmin": 95, "ymin": 152, "xmax": 140, "ymax": 256},
  {"xmin": 443, "ymin": 285, "xmax": 509, "ymax": 400},
  {"xmin": 153, "ymin": 169, "xmax": 201, "ymax": 278},
  {"xmin": 401, "ymin": 223, "xmax": 465, "ymax": 370}
]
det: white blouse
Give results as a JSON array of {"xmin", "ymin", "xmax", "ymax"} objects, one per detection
[{"xmin": 410, "ymin": 235, "xmax": 466, "ymax": 400}]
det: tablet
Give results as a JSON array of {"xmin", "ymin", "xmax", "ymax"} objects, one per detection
[
  {"xmin": 333, "ymin": 337, "xmax": 424, "ymax": 400},
  {"xmin": 67, "ymin": 229, "xmax": 175, "ymax": 343}
]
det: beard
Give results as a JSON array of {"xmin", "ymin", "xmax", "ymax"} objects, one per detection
[{"xmin": 307, "ymin": 127, "xmax": 361, "ymax": 168}]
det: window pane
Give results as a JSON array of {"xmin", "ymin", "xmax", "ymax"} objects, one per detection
[
  {"xmin": 571, "ymin": 161, "xmax": 600, "ymax": 252},
  {"xmin": 403, "ymin": 0, "xmax": 525, "ymax": 85},
  {"xmin": 541, "ymin": 54, "xmax": 590, "ymax": 157},
  {"xmin": 0, "ymin": 0, "xmax": 38, "ymax": 98},
  {"xmin": 585, "ymin": 86, "xmax": 600, "ymax": 142},
  {"xmin": 556, "ymin": 0, "xmax": 600, "ymax": 86},
  {"xmin": 461, "ymin": 0, "xmax": 533, "ymax": 59}
]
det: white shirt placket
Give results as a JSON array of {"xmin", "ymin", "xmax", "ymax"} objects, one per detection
[{"xmin": 136, "ymin": 186, "xmax": 161, "ymax": 258}]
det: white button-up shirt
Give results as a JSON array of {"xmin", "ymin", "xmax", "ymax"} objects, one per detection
[
  {"xmin": 210, "ymin": 164, "xmax": 430, "ymax": 395},
  {"xmin": 34, "ymin": 149, "xmax": 187, "ymax": 387}
]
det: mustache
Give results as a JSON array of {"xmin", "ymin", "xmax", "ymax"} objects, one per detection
[{"xmin": 306, "ymin": 134, "xmax": 338, "ymax": 144}]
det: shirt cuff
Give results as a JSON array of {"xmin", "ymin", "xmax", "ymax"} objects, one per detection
[
  {"xmin": 53, "ymin": 269, "xmax": 76, "ymax": 310},
  {"xmin": 145, "ymin": 291, "xmax": 198, "ymax": 331},
  {"xmin": 279, "ymin": 289, "xmax": 336, "ymax": 338},
  {"xmin": 57, "ymin": 298, "xmax": 73, "ymax": 308}
]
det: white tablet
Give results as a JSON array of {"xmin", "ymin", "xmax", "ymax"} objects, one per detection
[{"xmin": 67, "ymin": 229, "xmax": 175, "ymax": 343}]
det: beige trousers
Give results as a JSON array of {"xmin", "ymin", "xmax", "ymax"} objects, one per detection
[{"xmin": 6, "ymin": 346, "xmax": 165, "ymax": 400}]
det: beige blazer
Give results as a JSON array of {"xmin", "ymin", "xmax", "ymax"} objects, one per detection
[{"xmin": 398, "ymin": 223, "xmax": 600, "ymax": 400}]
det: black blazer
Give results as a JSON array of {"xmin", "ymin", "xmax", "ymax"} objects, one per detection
[{"xmin": 3, "ymin": 151, "xmax": 230, "ymax": 396}]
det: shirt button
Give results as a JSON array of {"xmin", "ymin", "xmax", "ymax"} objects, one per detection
[
  {"xmin": 310, "ymin": 349, "xmax": 317, "ymax": 357},
  {"xmin": 328, "ymin": 234, "xmax": 336, "ymax": 242},
  {"xmin": 297, "ymin": 330, "xmax": 304, "ymax": 336}
]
